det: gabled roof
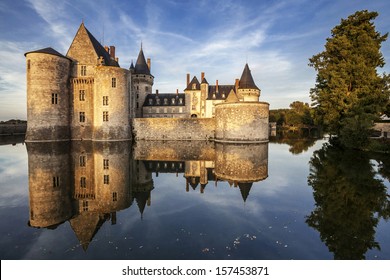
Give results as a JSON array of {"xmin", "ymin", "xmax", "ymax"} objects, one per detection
[
  {"xmin": 238, "ymin": 63, "xmax": 259, "ymax": 90},
  {"xmin": 24, "ymin": 47, "xmax": 71, "ymax": 60},
  {"xmin": 185, "ymin": 76, "xmax": 200, "ymax": 90},
  {"xmin": 83, "ymin": 24, "xmax": 119, "ymax": 67},
  {"xmin": 134, "ymin": 48, "xmax": 151, "ymax": 75},
  {"xmin": 225, "ymin": 89, "xmax": 239, "ymax": 103}
]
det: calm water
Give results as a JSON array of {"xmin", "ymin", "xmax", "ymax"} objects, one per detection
[{"xmin": 0, "ymin": 137, "xmax": 389, "ymax": 260}]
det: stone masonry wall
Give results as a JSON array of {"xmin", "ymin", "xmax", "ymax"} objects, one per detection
[
  {"xmin": 133, "ymin": 118, "xmax": 215, "ymax": 141},
  {"xmin": 215, "ymin": 102, "xmax": 269, "ymax": 143}
]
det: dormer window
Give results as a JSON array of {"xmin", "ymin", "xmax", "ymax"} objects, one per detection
[
  {"xmin": 149, "ymin": 99, "xmax": 153, "ymax": 105},
  {"xmin": 171, "ymin": 98, "xmax": 175, "ymax": 105},
  {"xmin": 179, "ymin": 98, "xmax": 183, "ymax": 105},
  {"xmin": 192, "ymin": 84, "xmax": 196, "ymax": 90},
  {"xmin": 164, "ymin": 98, "xmax": 168, "ymax": 105}
]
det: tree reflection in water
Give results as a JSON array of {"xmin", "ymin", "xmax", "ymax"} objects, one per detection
[{"xmin": 306, "ymin": 143, "xmax": 390, "ymax": 259}]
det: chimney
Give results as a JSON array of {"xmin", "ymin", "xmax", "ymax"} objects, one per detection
[
  {"xmin": 176, "ymin": 89, "xmax": 179, "ymax": 95},
  {"xmin": 235, "ymin": 78, "xmax": 239, "ymax": 92},
  {"xmin": 147, "ymin": 58, "xmax": 151, "ymax": 71},
  {"xmin": 109, "ymin": 46, "xmax": 115, "ymax": 59},
  {"xmin": 201, "ymin": 72, "xmax": 205, "ymax": 81},
  {"xmin": 156, "ymin": 89, "xmax": 159, "ymax": 95},
  {"xmin": 216, "ymin": 80, "xmax": 219, "ymax": 93},
  {"xmin": 187, "ymin": 73, "xmax": 190, "ymax": 87}
]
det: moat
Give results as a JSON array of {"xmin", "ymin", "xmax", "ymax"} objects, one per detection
[{"xmin": 0, "ymin": 138, "xmax": 389, "ymax": 260}]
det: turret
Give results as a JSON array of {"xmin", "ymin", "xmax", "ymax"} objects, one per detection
[
  {"xmin": 237, "ymin": 63, "xmax": 260, "ymax": 102},
  {"xmin": 25, "ymin": 48, "xmax": 71, "ymax": 141},
  {"xmin": 132, "ymin": 46, "xmax": 154, "ymax": 117}
]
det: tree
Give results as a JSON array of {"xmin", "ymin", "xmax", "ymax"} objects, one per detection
[{"xmin": 309, "ymin": 10, "xmax": 390, "ymax": 149}]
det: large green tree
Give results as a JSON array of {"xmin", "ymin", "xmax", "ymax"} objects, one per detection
[{"xmin": 309, "ymin": 10, "xmax": 389, "ymax": 149}]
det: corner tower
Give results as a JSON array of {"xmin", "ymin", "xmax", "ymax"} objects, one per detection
[
  {"xmin": 237, "ymin": 63, "xmax": 260, "ymax": 102},
  {"xmin": 25, "ymin": 48, "xmax": 71, "ymax": 141},
  {"xmin": 132, "ymin": 46, "xmax": 154, "ymax": 117}
]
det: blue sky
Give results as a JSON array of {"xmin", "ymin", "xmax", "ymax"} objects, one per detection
[{"xmin": 1, "ymin": 0, "xmax": 390, "ymax": 120}]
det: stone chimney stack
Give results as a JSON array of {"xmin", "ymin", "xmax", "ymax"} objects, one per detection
[
  {"xmin": 187, "ymin": 73, "xmax": 190, "ymax": 87},
  {"xmin": 176, "ymin": 89, "xmax": 179, "ymax": 95},
  {"xmin": 235, "ymin": 78, "xmax": 239, "ymax": 92},
  {"xmin": 201, "ymin": 72, "xmax": 205, "ymax": 81},
  {"xmin": 147, "ymin": 58, "xmax": 151, "ymax": 71},
  {"xmin": 216, "ymin": 80, "xmax": 219, "ymax": 93},
  {"xmin": 156, "ymin": 89, "xmax": 159, "ymax": 95},
  {"xmin": 109, "ymin": 46, "xmax": 115, "ymax": 59}
]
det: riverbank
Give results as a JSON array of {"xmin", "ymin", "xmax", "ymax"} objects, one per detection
[{"xmin": 0, "ymin": 120, "xmax": 27, "ymax": 136}]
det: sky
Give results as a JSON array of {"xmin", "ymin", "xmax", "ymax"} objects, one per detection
[{"xmin": 1, "ymin": 0, "xmax": 390, "ymax": 120}]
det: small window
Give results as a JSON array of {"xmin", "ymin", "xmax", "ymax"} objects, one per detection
[
  {"xmin": 192, "ymin": 84, "xmax": 196, "ymax": 90},
  {"xmin": 113, "ymin": 192, "xmax": 117, "ymax": 202},
  {"xmin": 51, "ymin": 93, "xmax": 58, "ymax": 104},
  {"xmin": 112, "ymin": 77, "xmax": 116, "ymax": 88},
  {"xmin": 171, "ymin": 98, "xmax": 175, "ymax": 105},
  {"xmin": 179, "ymin": 98, "xmax": 183, "ymax": 104},
  {"xmin": 103, "ymin": 111, "xmax": 109, "ymax": 122},
  {"xmin": 80, "ymin": 177, "xmax": 86, "ymax": 188},
  {"xmin": 27, "ymin": 60, "xmax": 30, "ymax": 70},
  {"xmin": 82, "ymin": 201, "xmax": 88, "ymax": 212},
  {"xmin": 145, "ymin": 86, "xmax": 149, "ymax": 91},
  {"xmin": 81, "ymin": 65, "xmax": 86, "ymax": 76},
  {"xmin": 156, "ymin": 99, "xmax": 160, "ymax": 105},
  {"xmin": 136, "ymin": 102, "xmax": 139, "ymax": 109},
  {"xmin": 79, "ymin": 90, "xmax": 85, "ymax": 101},
  {"xmin": 53, "ymin": 176, "xmax": 60, "ymax": 187},
  {"xmin": 79, "ymin": 112, "xmax": 85, "ymax": 122},
  {"xmin": 79, "ymin": 155, "xmax": 86, "ymax": 167},
  {"xmin": 103, "ymin": 159, "xmax": 109, "ymax": 169},
  {"xmin": 164, "ymin": 98, "xmax": 168, "ymax": 105},
  {"xmin": 148, "ymin": 99, "xmax": 153, "ymax": 105},
  {"xmin": 104, "ymin": 175, "xmax": 109, "ymax": 184},
  {"xmin": 137, "ymin": 94, "xmax": 139, "ymax": 99},
  {"xmin": 103, "ymin": 96, "xmax": 108, "ymax": 106}
]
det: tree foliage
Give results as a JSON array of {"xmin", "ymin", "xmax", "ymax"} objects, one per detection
[{"xmin": 309, "ymin": 10, "xmax": 390, "ymax": 149}]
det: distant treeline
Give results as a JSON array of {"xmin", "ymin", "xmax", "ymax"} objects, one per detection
[
  {"xmin": 0, "ymin": 119, "xmax": 27, "ymax": 136},
  {"xmin": 270, "ymin": 101, "xmax": 316, "ymax": 129}
]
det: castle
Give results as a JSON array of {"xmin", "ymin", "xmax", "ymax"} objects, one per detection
[{"xmin": 25, "ymin": 23, "xmax": 269, "ymax": 143}]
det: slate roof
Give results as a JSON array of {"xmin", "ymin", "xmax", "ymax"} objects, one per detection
[
  {"xmin": 82, "ymin": 23, "xmax": 119, "ymax": 67},
  {"xmin": 238, "ymin": 63, "xmax": 259, "ymax": 90},
  {"xmin": 206, "ymin": 85, "xmax": 235, "ymax": 100},
  {"xmin": 134, "ymin": 48, "xmax": 151, "ymax": 75},
  {"xmin": 24, "ymin": 47, "xmax": 71, "ymax": 60},
  {"xmin": 143, "ymin": 93, "xmax": 186, "ymax": 107},
  {"xmin": 185, "ymin": 76, "xmax": 201, "ymax": 90}
]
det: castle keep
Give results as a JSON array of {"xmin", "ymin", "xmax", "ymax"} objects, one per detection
[{"xmin": 25, "ymin": 23, "xmax": 269, "ymax": 143}]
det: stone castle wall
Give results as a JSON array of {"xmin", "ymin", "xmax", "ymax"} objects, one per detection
[
  {"xmin": 25, "ymin": 53, "xmax": 71, "ymax": 141},
  {"xmin": 215, "ymin": 102, "xmax": 269, "ymax": 143},
  {"xmin": 93, "ymin": 67, "xmax": 131, "ymax": 140},
  {"xmin": 133, "ymin": 118, "xmax": 215, "ymax": 141}
]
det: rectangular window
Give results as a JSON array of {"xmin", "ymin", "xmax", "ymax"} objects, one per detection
[
  {"xmin": 79, "ymin": 155, "xmax": 86, "ymax": 167},
  {"xmin": 79, "ymin": 90, "xmax": 85, "ymax": 101},
  {"xmin": 82, "ymin": 201, "xmax": 88, "ymax": 212},
  {"xmin": 80, "ymin": 177, "xmax": 86, "ymax": 188},
  {"xmin": 179, "ymin": 107, "xmax": 183, "ymax": 113},
  {"xmin": 112, "ymin": 77, "xmax": 116, "ymax": 88},
  {"xmin": 103, "ymin": 111, "xmax": 109, "ymax": 122},
  {"xmin": 81, "ymin": 65, "xmax": 86, "ymax": 76},
  {"xmin": 171, "ymin": 98, "xmax": 175, "ymax": 105},
  {"xmin": 51, "ymin": 93, "xmax": 58, "ymax": 104},
  {"xmin": 79, "ymin": 112, "xmax": 85, "ymax": 122},
  {"xmin": 104, "ymin": 175, "xmax": 109, "ymax": 184},
  {"xmin": 148, "ymin": 99, "xmax": 153, "ymax": 105},
  {"xmin": 136, "ymin": 102, "xmax": 139, "ymax": 109},
  {"xmin": 179, "ymin": 98, "xmax": 183, "ymax": 104},
  {"xmin": 113, "ymin": 192, "xmax": 117, "ymax": 202},
  {"xmin": 103, "ymin": 96, "xmax": 108, "ymax": 106},
  {"xmin": 103, "ymin": 159, "xmax": 109, "ymax": 170},
  {"xmin": 53, "ymin": 176, "xmax": 60, "ymax": 187}
]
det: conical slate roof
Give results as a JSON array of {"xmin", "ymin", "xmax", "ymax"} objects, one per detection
[
  {"xmin": 134, "ymin": 47, "xmax": 151, "ymax": 75},
  {"xmin": 238, "ymin": 63, "xmax": 259, "ymax": 90},
  {"xmin": 24, "ymin": 47, "xmax": 70, "ymax": 60}
]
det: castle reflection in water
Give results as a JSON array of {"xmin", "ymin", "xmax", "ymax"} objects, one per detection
[{"xmin": 26, "ymin": 141, "xmax": 268, "ymax": 250}]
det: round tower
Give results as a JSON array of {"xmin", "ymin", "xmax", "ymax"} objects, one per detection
[
  {"xmin": 132, "ymin": 47, "xmax": 154, "ymax": 117},
  {"xmin": 25, "ymin": 48, "xmax": 71, "ymax": 141}
]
